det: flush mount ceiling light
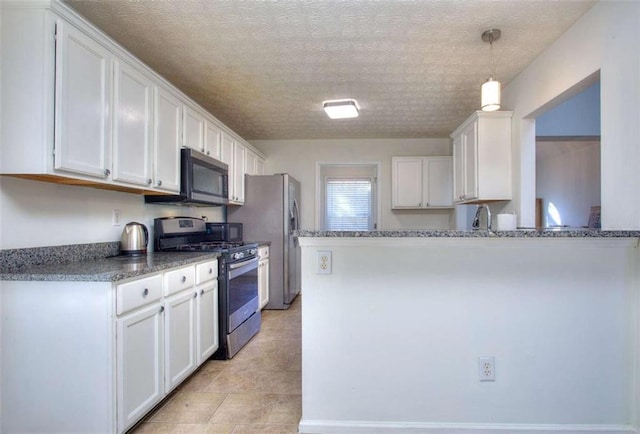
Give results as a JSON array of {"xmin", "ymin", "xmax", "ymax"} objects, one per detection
[
  {"xmin": 323, "ymin": 99, "xmax": 360, "ymax": 119},
  {"xmin": 481, "ymin": 28, "xmax": 501, "ymax": 112}
]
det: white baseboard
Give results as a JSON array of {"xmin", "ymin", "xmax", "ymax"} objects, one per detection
[{"xmin": 298, "ymin": 420, "xmax": 638, "ymax": 434}]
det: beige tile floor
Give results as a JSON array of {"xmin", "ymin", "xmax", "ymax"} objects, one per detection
[{"xmin": 130, "ymin": 296, "xmax": 302, "ymax": 434}]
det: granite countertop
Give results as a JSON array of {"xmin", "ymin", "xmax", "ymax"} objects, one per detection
[
  {"xmin": 0, "ymin": 251, "xmax": 220, "ymax": 282},
  {"xmin": 295, "ymin": 229, "xmax": 640, "ymax": 238}
]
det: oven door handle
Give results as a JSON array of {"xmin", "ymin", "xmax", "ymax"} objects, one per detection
[{"xmin": 229, "ymin": 256, "xmax": 259, "ymax": 270}]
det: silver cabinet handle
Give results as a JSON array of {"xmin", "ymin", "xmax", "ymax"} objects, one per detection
[
  {"xmin": 201, "ymin": 147, "xmax": 206, "ymax": 152},
  {"xmin": 147, "ymin": 178, "xmax": 152, "ymax": 185},
  {"xmin": 157, "ymin": 180, "xmax": 163, "ymax": 187},
  {"xmin": 206, "ymin": 150, "xmax": 211, "ymax": 155},
  {"xmin": 159, "ymin": 306, "xmax": 164, "ymax": 313},
  {"xmin": 181, "ymin": 276, "xmax": 187, "ymax": 283},
  {"xmin": 209, "ymin": 268, "xmax": 213, "ymax": 274},
  {"xmin": 142, "ymin": 288, "xmax": 149, "ymax": 297},
  {"xmin": 193, "ymin": 292, "xmax": 198, "ymax": 298},
  {"xmin": 200, "ymin": 289, "xmax": 205, "ymax": 295},
  {"xmin": 104, "ymin": 169, "xmax": 111, "ymax": 177}
]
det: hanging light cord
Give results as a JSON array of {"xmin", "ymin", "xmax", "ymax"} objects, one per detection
[{"xmin": 489, "ymin": 34, "xmax": 495, "ymax": 78}]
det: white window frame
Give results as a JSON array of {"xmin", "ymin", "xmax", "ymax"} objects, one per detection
[{"xmin": 315, "ymin": 162, "xmax": 381, "ymax": 231}]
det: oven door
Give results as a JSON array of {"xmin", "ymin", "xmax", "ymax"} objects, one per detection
[{"xmin": 227, "ymin": 256, "xmax": 259, "ymax": 332}]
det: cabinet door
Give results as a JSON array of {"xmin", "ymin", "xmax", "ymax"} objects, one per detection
[
  {"xmin": 117, "ymin": 303, "xmax": 164, "ymax": 434},
  {"xmin": 258, "ymin": 258, "xmax": 270, "ymax": 310},
  {"xmin": 255, "ymin": 158, "xmax": 265, "ymax": 175},
  {"xmin": 245, "ymin": 151, "xmax": 258, "ymax": 176},
  {"xmin": 462, "ymin": 121, "xmax": 478, "ymax": 201},
  {"xmin": 165, "ymin": 289, "xmax": 197, "ymax": 393},
  {"xmin": 452, "ymin": 135, "xmax": 465, "ymax": 202},
  {"xmin": 197, "ymin": 282, "xmax": 219, "ymax": 364},
  {"xmin": 392, "ymin": 157, "xmax": 423, "ymax": 208},
  {"xmin": 233, "ymin": 142, "xmax": 246, "ymax": 203},
  {"xmin": 153, "ymin": 87, "xmax": 181, "ymax": 192},
  {"xmin": 54, "ymin": 20, "xmax": 111, "ymax": 179},
  {"xmin": 183, "ymin": 105, "xmax": 205, "ymax": 152},
  {"xmin": 425, "ymin": 158, "xmax": 453, "ymax": 207},
  {"xmin": 204, "ymin": 121, "xmax": 222, "ymax": 159},
  {"xmin": 221, "ymin": 133, "xmax": 235, "ymax": 200},
  {"xmin": 112, "ymin": 60, "xmax": 153, "ymax": 187}
]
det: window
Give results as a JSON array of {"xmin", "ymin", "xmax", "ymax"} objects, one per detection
[
  {"xmin": 319, "ymin": 164, "xmax": 378, "ymax": 231},
  {"xmin": 325, "ymin": 178, "xmax": 373, "ymax": 230}
]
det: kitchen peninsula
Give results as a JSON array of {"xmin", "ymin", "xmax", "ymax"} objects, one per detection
[{"xmin": 296, "ymin": 230, "xmax": 640, "ymax": 434}]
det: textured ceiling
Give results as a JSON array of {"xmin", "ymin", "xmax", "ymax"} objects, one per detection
[{"xmin": 64, "ymin": 0, "xmax": 596, "ymax": 140}]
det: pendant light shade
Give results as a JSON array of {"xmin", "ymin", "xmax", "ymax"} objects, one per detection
[
  {"xmin": 481, "ymin": 29, "xmax": 501, "ymax": 112},
  {"xmin": 481, "ymin": 77, "xmax": 501, "ymax": 112}
]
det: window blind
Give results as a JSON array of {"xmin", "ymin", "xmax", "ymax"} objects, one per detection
[{"xmin": 325, "ymin": 178, "xmax": 372, "ymax": 231}]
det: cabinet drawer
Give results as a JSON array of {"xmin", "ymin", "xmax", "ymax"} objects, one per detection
[
  {"xmin": 258, "ymin": 246, "xmax": 269, "ymax": 260},
  {"xmin": 196, "ymin": 260, "xmax": 218, "ymax": 285},
  {"xmin": 164, "ymin": 266, "xmax": 195, "ymax": 296},
  {"xmin": 117, "ymin": 274, "xmax": 163, "ymax": 315}
]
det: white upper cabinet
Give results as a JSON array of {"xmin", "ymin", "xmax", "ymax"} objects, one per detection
[
  {"xmin": 451, "ymin": 111, "xmax": 512, "ymax": 204},
  {"xmin": 54, "ymin": 20, "xmax": 112, "ymax": 179},
  {"xmin": 1, "ymin": 3, "xmax": 264, "ymax": 199},
  {"xmin": 392, "ymin": 156, "xmax": 453, "ymax": 209},
  {"xmin": 153, "ymin": 87, "xmax": 182, "ymax": 192},
  {"xmin": 112, "ymin": 59, "xmax": 153, "ymax": 187},
  {"xmin": 233, "ymin": 142, "xmax": 246, "ymax": 204},
  {"xmin": 245, "ymin": 150, "xmax": 265, "ymax": 176},
  {"xmin": 204, "ymin": 121, "xmax": 222, "ymax": 160},
  {"xmin": 183, "ymin": 104, "xmax": 205, "ymax": 153}
]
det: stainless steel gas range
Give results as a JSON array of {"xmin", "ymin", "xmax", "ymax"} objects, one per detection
[{"xmin": 154, "ymin": 217, "xmax": 260, "ymax": 359}]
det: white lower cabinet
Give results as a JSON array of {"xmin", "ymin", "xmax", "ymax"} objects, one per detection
[
  {"xmin": 164, "ymin": 288, "xmax": 198, "ymax": 393},
  {"xmin": 0, "ymin": 258, "xmax": 223, "ymax": 434},
  {"xmin": 258, "ymin": 245, "xmax": 270, "ymax": 310},
  {"xmin": 116, "ymin": 302, "xmax": 164, "ymax": 434},
  {"xmin": 197, "ymin": 282, "xmax": 219, "ymax": 363},
  {"xmin": 117, "ymin": 260, "xmax": 216, "ymax": 431}
]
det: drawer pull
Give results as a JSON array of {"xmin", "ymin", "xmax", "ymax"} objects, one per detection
[
  {"xmin": 159, "ymin": 306, "xmax": 164, "ymax": 313},
  {"xmin": 181, "ymin": 276, "xmax": 187, "ymax": 283},
  {"xmin": 209, "ymin": 268, "xmax": 213, "ymax": 274},
  {"xmin": 142, "ymin": 288, "xmax": 149, "ymax": 297},
  {"xmin": 200, "ymin": 289, "xmax": 205, "ymax": 295},
  {"xmin": 193, "ymin": 292, "xmax": 198, "ymax": 298}
]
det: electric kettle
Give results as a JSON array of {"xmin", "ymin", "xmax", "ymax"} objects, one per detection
[{"xmin": 120, "ymin": 222, "xmax": 149, "ymax": 255}]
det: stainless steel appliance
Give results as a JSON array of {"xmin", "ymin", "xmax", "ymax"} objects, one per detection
[
  {"xmin": 228, "ymin": 174, "xmax": 301, "ymax": 309},
  {"xmin": 145, "ymin": 148, "xmax": 229, "ymax": 207},
  {"xmin": 206, "ymin": 222, "xmax": 243, "ymax": 242},
  {"xmin": 120, "ymin": 222, "xmax": 148, "ymax": 255},
  {"xmin": 154, "ymin": 216, "xmax": 260, "ymax": 359}
]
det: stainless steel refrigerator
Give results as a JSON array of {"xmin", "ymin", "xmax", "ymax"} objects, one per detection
[{"xmin": 228, "ymin": 174, "xmax": 301, "ymax": 309}]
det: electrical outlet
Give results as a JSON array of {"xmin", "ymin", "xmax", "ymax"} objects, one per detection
[
  {"xmin": 317, "ymin": 250, "xmax": 332, "ymax": 274},
  {"xmin": 112, "ymin": 209, "xmax": 122, "ymax": 226},
  {"xmin": 478, "ymin": 356, "xmax": 495, "ymax": 381}
]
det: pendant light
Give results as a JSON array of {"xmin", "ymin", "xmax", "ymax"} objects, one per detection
[{"xmin": 481, "ymin": 29, "xmax": 501, "ymax": 112}]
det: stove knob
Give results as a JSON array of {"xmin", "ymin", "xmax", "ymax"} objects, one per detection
[{"xmin": 250, "ymin": 249, "xmax": 258, "ymax": 255}]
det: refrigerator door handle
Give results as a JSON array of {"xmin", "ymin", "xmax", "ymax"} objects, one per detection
[{"xmin": 292, "ymin": 198, "xmax": 300, "ymax": 231}]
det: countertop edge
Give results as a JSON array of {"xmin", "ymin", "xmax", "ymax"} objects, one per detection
[
  {"xmin": 295, "ymin": 229, "xmax": 640, "ymax": 239},
  {"xmin": 0, "ymin": 252, "xmax": 220, "ymax": 282}
]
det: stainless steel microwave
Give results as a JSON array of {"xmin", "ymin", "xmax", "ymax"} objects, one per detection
[
  {"xmin": 205, "ymin": 222, "xmax": 243, "ymax": 242},
  {"xmin": 145, "ymin": 148, "xmax": 228, "ymax": 207}
]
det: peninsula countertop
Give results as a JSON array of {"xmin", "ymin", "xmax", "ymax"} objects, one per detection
[
  {"xmin": 295, "ymin": 229, "xmax": 640, "ymax": 238},
  {"xmin": 0, "ymin": 251, "xmax": 220, "ymax": 282}
]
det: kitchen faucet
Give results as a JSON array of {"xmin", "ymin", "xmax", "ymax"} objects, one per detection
[{"xmin": 472, "ymin": 204, "xmax": 492, "ymax": 231}]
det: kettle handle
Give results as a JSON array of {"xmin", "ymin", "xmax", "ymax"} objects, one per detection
[{"xmin": 143, "ymin": 224, "xmax": 149, "ymax": 246}]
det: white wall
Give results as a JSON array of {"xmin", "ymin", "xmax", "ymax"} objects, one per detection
[
  {"xmin": 502, "ymin": 1, "xmax": 640, "ymax": 230},
  {"xmin": 536, "ymin": 140, "xmax": 600, "ymax": 228},
  {"xmin": 0, "ymin": 177, "xmax": 224, "ymax": 249},
  {"xmin": 251, "ymin": 138, "xmax": 453, "ymax": 231},
  {"xmin": 299, "ymin": 237, "xmax": 638, "ymax": 433}
]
